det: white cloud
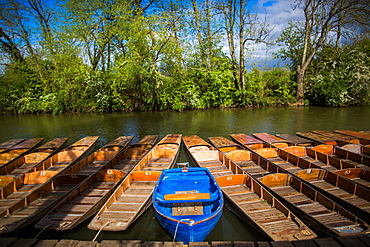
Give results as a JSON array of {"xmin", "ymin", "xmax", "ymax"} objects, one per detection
[{"xmin": 246, "ymin": 0, "xmax": 303, "ymax": 68}]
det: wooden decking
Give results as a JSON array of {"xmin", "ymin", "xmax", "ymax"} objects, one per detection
[{"xmin": 1, "ymin": 236, "xmax": 370, "ymax": 247}]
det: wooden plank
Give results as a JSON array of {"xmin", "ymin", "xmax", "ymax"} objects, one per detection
[
  {"xmin": 269, "ymin": 241, "xmax": 293, "ymax": 247},
  {"xmin": 313, "ymin": 238, "xmax": 342, "ymax": 247},
  {"xmin": 335, "ymin": 236, "xmax": 369, "ymax": 247},
  {"xmin": 97, "ymin": 241, "xmax": 121, "ymax": 247},
  {"xmin": 0, "ymin": 237, "xmax": 17, "ymax": 247},
  {"xmin": 358, "ymin": 235, "xmax": 370, "ymax": 246},
  {"xmin": 34, "ymin": 240, "xmax": 59, "ymax": 247},
  {"xmin": 142, "ymin": 242, "xmax": 164, "ymax": 247},
  {"xmin": 163, "ymin": 242, "xmax": 183, "ymax": 247},
  {"xmin": 75, "ymin": 241, "xmax": 97, "ymax": 247},
  {"xmin": 188, "ymin": 243, "xmax": 210, "ymax": 247},
  {"xmin": 290, "ymin": 239, "xmax": 318, "ymax": 247},
  {"xmin": 119, "ymin": 240, "xmax": 142, "ymax": 247},
  {"xmin": 233, "ymin": 241, "xmax": 255, "ymax": 247},
  {"xmin": 256, "ymin": 242, "xmax": 272, "ymax": 247},
  {"xmin": 211, "ymin": 241, "xmax": 232, "ymax": 247},
  {"xmin": 9, "ymin": 238, "xmax": 38, "ymax": 247},
  {"xmin": 55, "ymin": 240, "xmax": 79, "ymax": 247}
]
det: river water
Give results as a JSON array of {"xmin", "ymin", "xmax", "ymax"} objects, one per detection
[{"xmin": 1, "ymin": 106, "xmax": 369, "ymax": 242}]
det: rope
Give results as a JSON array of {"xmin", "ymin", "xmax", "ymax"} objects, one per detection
[
  {"xmin": 173, "ymin": 219, "xmax": 194, "ymax": 242},
  {"xmin": 92, "ymin": 220, "xmax": 110, "ymax": 242},
  {"xmin": 34, "ymin": 224, "xmax": 51, "ymax": 239}
]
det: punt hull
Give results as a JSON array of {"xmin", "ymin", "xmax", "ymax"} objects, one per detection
[
  {"xmin": 88, "ymin": 134, "xmax": 182, "ymax": 231},
  {"xmin": 34, "ymin": 135, "xmax": 158, "ymax": 231},
  {"xmin": 183, "ymin": 135, "xmax": 317, "ymax": 242}
]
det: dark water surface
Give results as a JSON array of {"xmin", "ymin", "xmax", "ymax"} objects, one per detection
[{"xmin": 1, "ymin": 106, "xmax": 369, "ymax": 242}]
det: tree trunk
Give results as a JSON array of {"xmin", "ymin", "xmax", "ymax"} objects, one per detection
[
  {"xmin": 296, "ymin": 65, "xmax": 305, "ymax": 106},
  {"xmin": 239, "ymin": 0, "xmax": 245, "ymax": 89}
]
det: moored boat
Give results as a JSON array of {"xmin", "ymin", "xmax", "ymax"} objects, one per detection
[
  {"xmin": 275, "ymin": 134, "xmax": 317, "ymax": 146},
  {"xmin": 296, "ymin": 132, "xmax": 338, "ymax": 145},
  {"xmin": 0, "ymin": 138, "xmax": 44, "ymax": 167},
  {"xmin": 153, "ymin": 167, "xmax": 223, "ymax": 244},
  {"xmin": 335, "ymin": 130, "xmax": 370, "ymax": 142},
  {"xmin": 0, "ymin": 137, "xmax": 69, "ymax": 177},
  {"xmin": 230, "ymin": 134, "xmax": 266, "ymax": 150},
  {"xmin": 182, "ymin": 135, "xmax": 317, "ymax": 241},
  {"xmin": 259, "ymin": 173, "xmax": 370, "ymax": 237},
  {"xmin": 88, "ymin": 134, "xmax": 182, "ymax": 231},
  {"xmin": 0, "ymin": 136, "xmax": 136, "ymax": 234},
  {"xmin": 34, "ymin": 135, "xmax": 158, "ymax": 231},
  {"xmin": 0, "ymin": 139, "xmax": 25, "ymax": 153},
  {"xmin": 252, "ymin": 133, "xmax": 292, "ymax": 148}
]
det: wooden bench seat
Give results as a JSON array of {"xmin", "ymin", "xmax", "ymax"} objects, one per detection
[{"xmin": 164, "ymin": 193, "xmax": 210, "ymax": 201}]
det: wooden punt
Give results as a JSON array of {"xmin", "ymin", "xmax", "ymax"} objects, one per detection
[
  {"xmin": 0, "ymin": 136, "xmax": 129, "ymax": 234},
  {"xmin": 183, "ymin": 135, "xmax": 317, "ymax": 241},
  {"xmin": 335, "ymin": 130, "xmax": 370, "ymax": 141},
  {"xmin": 34, "ymin": 135, "xmax": 158, "ymax": 231},
  {"xmin": 312, "ymin": 130, "xmax": 370, "ymax": 145},
  {"xmin": 252, "ymin": 133, "xmax": 292, "ymax": 148},
  {"xmin": 259, "ymin": 173, "xmax": 370, "ymax": 237},
  {"xmin": 208, "ymin": 136, "xmax": 271, "ymax": 177},
  {"xmin": 275, "ymin": 134, "xmax": 317, "ymax": 146},
  {"xmin": 296, "ymin": 132, "xmax": 338, "ymax": 145},
  {"xmin": 0, "ymin": 138, "xmax": 44, "ymax": 167},
  {"xmin": 293, "ymin": 168, "xmax": 370, "ymax": 222},
  {"xmin": 0, "ymin": 139, "xmax": 25, "ymax": 153},
  {"xmin": 28, "ymin": 136, "xmax": 100, "ymax": 175},
  {"xmin": 87, "ymin": 134, "xmax": 182, "ymax": 231},
  {"xmin": 0, "ymin": 138, "xmax": 69, "ymax": 177},
  {"xmin": 229, "ymin": 134, "xmax": 266, "ymax": 150}
]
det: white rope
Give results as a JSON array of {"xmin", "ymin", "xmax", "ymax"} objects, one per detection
[
  {"xmin": 92, "ymin": 220, "xmax": 110, "ymax": 242},
  {"xmin": 173, "ymin": 219, "xmax": 194, "ymax": 242}
]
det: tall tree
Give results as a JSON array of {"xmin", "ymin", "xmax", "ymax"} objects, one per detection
[{"xmin": 286, "ymin": 0, "xmax": 370, "ymax": 105}]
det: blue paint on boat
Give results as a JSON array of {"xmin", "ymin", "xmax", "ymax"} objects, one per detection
[{"xmin": 153, "ymin": 167, "xmax": 223, "ymax": 244}]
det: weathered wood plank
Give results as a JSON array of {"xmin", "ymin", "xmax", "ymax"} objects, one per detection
[
  {"xmin": 99, "ymin": 240, "xmax": 121, "ymax": 247},
  {"xmin": 75, "ymin": 241, "xmax": 97, "ymax": 247},
  {"xmin": 291, "ymin": 239, "xmax": 318, "ymax": 247},
  {"xmin": 270, "ymin": 241, "xmax": 294, "ymax": 247},
  {"xmin": 163, "ymin": 242, "xmax": 183, "ymax": 247},
  {"xmin": 211, "ymin": 241, "xmax": 233, "ymax": 247},
  {"xmin": 233, "ymin": 241, "xmax": 255, "ymax": 247},
  {"xmin": 256, "ymin": 242, "xmax": 272, "ymax": 247},
  {"xmin": 313, "ymin": 238, "xmax": 342, "ymax": 247},
  {"xmin": 9, "ymin": 238, "xmax": 38, "ymax": 247},
  {"xmin": 358, "ymin": 235, "xmax": 370, "ymax": 246},
  {"xmin": 55, "ymin": 239, "xmax": 79, "ymax": 247},
  {"xmin": 119, "ymin": 240, "xmax": 142, "ymax": 247},
  {"xmin": 188, "ymin": 243, "xmax": 210, "ymax": 247},
  {"xmin": 0, "ymin": 238, "xmax": 18, "ymax": 247},
  {"xmin": 35, "ymin": 240, "xmax": 59, "ymax": 247},
  {"xmin": 335, "ymin": 236, "xmax": 369, "ymax": 247},
  {"xmin": 142, "ymin": 242, "xmax": 164, "ymax": 247}
]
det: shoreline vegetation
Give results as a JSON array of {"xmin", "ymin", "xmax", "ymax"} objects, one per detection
[{"xmin": 0, "ymin": 0, "xmax": 369, "ymax": 115}]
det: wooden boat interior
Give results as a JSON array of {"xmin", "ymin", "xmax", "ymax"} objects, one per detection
[
  {"xmin": 214, "ymin": 174, "xmax": 317, "ymax": 241},
  {"xmin": 259, "ymin": 173, "xmax": 370, "ymax": 236},
  {"xmin": 88, "ymin": 170, "xmax": 162, "ymax": 231},
  {"xmin": 34, "ymin": 169, "xmax": 127, "ymax": 230},
  {"xmin": 87, "ymin": 134, "xmax": 181, "ymax": 231},
  {"xmin": 0, "ymin": 173, "xmax": 89, "ymax": 233},
  {"xmin": 0, "ymin": 138, "xmax": 69, "ymax": 177},
  {"xmin": 294, "ymin": 168, "xmax": 370, "ymax": 217},
  {"xmin": 0, "ymin": 139, "xmax": 25, "ymax": 153},
  {"xmin": 230, "ymin": 133, "xmax": 269, "ymax": 150},
  {"xmin": 252, "ymin": 133, "xmax": 292, "ymax": 148}
]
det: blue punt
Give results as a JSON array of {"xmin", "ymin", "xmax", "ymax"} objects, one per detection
[{"xmin": 153, "ymin": 167, "xmax": 223, "ymax": 244}]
